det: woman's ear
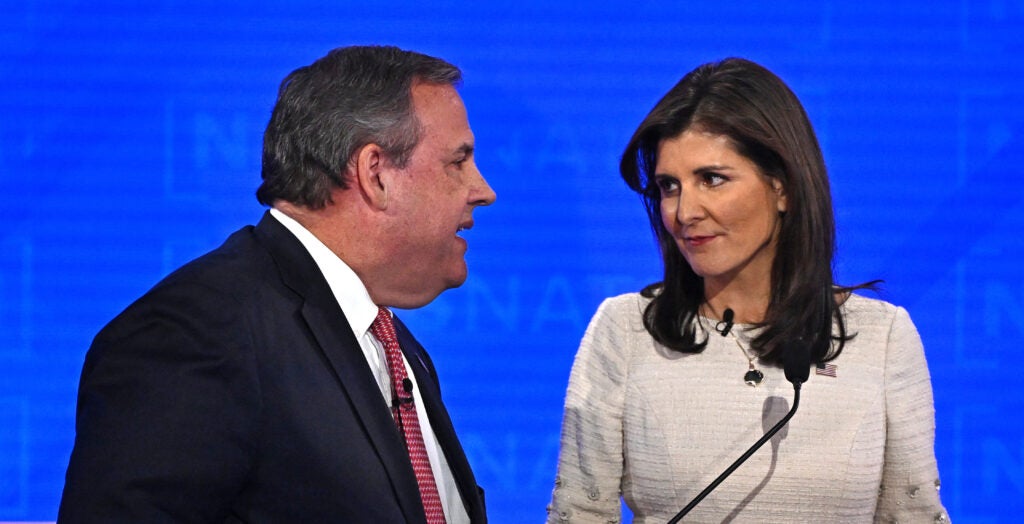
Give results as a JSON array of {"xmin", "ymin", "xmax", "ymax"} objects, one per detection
[
  {"xmin": 352, "ymin": 143, "xmax": 389, "ymax": 210},
  {"xmin": 773, "ymin": 178, "xmax": 788, "ymax": 214}
]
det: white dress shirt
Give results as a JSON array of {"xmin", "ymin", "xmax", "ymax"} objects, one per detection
[{"xmin": 270, "ymin": 208, "xmax": 469, "ymax": 524}]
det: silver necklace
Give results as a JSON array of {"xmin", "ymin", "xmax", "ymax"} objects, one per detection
[
  {"xmin": 729, "ymin": 330, "xmax": 764, "ymax": 387},
  {"xmin": 709, "ymin": 306, "xmax": 764, "ymax": 387}
]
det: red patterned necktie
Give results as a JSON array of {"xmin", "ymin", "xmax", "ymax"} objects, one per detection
[{"xmin": 370, "ymin": 307, "xmax": 446, "ymax": 524}]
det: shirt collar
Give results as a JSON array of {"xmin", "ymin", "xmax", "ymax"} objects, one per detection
[{"xmin": 269, "ymin": 207, "xmax": 379, "ymax": 339}]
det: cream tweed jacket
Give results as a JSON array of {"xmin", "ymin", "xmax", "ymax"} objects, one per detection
[{"xmin": 548, "ymin": 293, "xmax": 949, "ymax": 523}]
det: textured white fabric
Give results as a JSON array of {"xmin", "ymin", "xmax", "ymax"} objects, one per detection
[{"xmin": 548, "ymin": 293, "xmax": 949, "ymax": 523}]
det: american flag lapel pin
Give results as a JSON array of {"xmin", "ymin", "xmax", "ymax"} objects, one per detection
[{"xmin": 815, "ymin": 362, "xmax": 837, "ymax": 378}]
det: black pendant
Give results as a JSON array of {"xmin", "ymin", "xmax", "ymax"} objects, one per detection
[{"xmin": 744, "ymin": 368, "xmax": 764, "ymax": 387}]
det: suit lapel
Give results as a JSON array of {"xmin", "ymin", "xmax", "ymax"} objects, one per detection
[
  {"xmin": 393, "ymin": 316, "xmax": 487, "ymax": 522},
  {"xmin": 252, "ymin": 212, "xmax": 427, "ymax": 524}
]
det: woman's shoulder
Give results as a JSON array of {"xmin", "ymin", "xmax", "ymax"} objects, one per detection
[
  {"xmin": 839, "ymin": 292, "xmax": 917, "ymax": 336},
  {"xmin": 594, "ymin": 291, "xmax": 652, "ymax": 320},
  {"xmin": 841, "ymin": 292, "xmax": 901, "ymax": 320},
  {"xmin": 585, "ymin": 292, "xmax": 650, "ymax": 333},
  {"xmin": 599, "ymin": 291, "xmax": 650, "ymax": 310}
]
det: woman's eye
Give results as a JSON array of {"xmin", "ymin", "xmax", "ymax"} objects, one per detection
[
  {"xmin": 655, "ymin": 177, "xmax": 678, "ymax": 195},
  {"xmin": 702, "ymin": 173, "xmax": 727, "ymax": 186}
]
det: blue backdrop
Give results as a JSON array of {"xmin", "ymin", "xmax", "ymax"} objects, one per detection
[{"xmin": 2, "ymin": 1, "xmax": 1021, "ymax": 522}]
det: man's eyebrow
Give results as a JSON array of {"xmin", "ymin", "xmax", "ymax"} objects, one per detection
[{"xmin": 455, "ymin": 143, "xmax": 474, "ymax": 156}]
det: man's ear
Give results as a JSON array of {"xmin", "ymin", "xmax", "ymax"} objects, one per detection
[{"xmin": 352, "ymin": 143, "xmax": 389, "ymax": 210}]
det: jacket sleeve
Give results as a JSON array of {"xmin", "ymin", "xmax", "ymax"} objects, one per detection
[
  {"xmin": 58, "ymin": 280, "xmax": 261, "ymax": 523},
  {"xmin": 874, "ymin": 306, "xmax": 950, "ymax": 522},
  {"xmin": 548, "ymin": 298, "xmax": 631, "ymax": 523}
]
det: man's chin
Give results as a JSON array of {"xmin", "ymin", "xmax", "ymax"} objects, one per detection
[
  {"xmin": 446, "ymin": 269, "xmax": 469, "ymax": 289},
  {"xmin": 396, "ymin": 270, "xmax": 468, "ymax": 309}
]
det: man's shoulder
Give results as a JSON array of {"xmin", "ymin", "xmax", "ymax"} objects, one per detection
[
  {"xmin": 157, "ymin": 224, "xmax": 271, "ymax": 292},
  {"xmin": 108, "ymin": 223, "xmax": 291, "ymax": 325}
]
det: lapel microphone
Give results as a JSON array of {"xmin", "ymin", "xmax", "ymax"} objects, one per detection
[
  {"xmin": 716, "ymin": 308, "xmax": 735, "ymax": 336},
  {"xmin": 393, "ymin": 378, "xmax": 415, "ymax": 410}
]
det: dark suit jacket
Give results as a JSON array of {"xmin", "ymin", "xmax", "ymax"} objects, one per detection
[{"xmin": 58, "ymin": 212, "xmax": 486, "ymax": 523}]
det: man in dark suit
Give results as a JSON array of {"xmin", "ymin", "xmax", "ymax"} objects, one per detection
[{"xmin": 58, "ymin": 45, "xmax": 495, "ymax": 523}]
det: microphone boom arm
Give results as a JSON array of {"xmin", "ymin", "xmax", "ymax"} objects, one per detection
[{"xmin": 667, "ymin": 382, "xmax": 802, "ymax": 524}]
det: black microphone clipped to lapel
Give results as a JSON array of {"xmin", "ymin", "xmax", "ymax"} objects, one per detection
[{"xmin": 716, "ymin": 308, "xmax": 736, "ymax": 337}]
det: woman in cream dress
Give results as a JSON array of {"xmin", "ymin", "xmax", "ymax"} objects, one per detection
[{"xmin": 548, "ymin": 58, "xmax": 949, "ymax": 523}]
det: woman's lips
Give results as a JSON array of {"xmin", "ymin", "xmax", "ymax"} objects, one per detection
[{"xmin": 684, "ymin": 235, "xmax": 716, "ymax": 247}]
